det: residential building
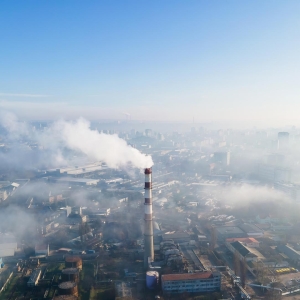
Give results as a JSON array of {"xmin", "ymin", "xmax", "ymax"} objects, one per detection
[
  {"xmin": 258, "ymin": 164, "xmax": 291, "ymax": 183},
  {"xmin": 213, "ymin": 151, "xmax": 230, "ymax": 166}
]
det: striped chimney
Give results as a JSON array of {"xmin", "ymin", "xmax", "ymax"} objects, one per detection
[{"xmin": 144, "ymin": 167, "xmax": 154, "ymax": 268}]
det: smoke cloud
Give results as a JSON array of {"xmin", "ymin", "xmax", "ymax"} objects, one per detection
[
  {"xmin": 213, "ymin": 184, "xmax": 289, "ymax": 205},
  {"xmin": 0, "ymin": 112, "xmax": 153, "ymax": 170},
  {"xmin": 51, "ymin": 118, "xmax": 153, "ymax": 169}
]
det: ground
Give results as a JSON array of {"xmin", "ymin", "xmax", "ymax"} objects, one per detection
[
  {"xmin": 278, "ymin": 272, "xmax": 300, "ymax": 286},
  {"xmin": 285, "ymin": 295, "xmax": 300, "ymax": 300}
]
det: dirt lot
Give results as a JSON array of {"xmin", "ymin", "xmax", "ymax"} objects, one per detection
[
  {"xmin": 284, "ymin": 294, "xmax": 300, "ymax": 300},
  {"xmin": 278, "ymin": 272, "xmax": 300, "ymax": 286}
]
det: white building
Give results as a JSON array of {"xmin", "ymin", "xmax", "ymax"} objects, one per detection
[
  {"xmin": 0, "ymin": 233, "xmax": 17, "ymax": 257},
  {"xmin": 161, "ymin": 272, "xmax": 221, "ymax": 294}
]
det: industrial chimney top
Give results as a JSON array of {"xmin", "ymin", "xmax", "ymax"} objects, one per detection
[{"xmin": 145, "ymin": 168, "xmax": 152, "ymax": 174}]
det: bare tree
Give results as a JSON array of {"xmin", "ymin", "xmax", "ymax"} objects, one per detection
[
  {"xmin": 240, "ymin": 257, "xmax": 247, "ymax": 287},
  {"xmin": 234, "ymin": 251, "xmax": 240, "ymax": 276},
  {"xmin": 265, "ymin": 289, "xmax": 282, "ymax": 300},
  {"xmin": 255, "ymin": 261, "xmax": 268, "ymax": 285}
]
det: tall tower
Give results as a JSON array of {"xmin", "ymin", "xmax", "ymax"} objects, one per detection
[
  {"xmin": 278, "ymin": 132, "xmax": 289, "ymax": 150},
  {"xmin": 144, "ymin": 168, "xmax": 154, "ymax": 268}
]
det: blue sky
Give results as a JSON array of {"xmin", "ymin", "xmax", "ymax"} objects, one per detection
[{"xmin": 1, "ymin": 1, "xmax": 300, "ymax": 126}]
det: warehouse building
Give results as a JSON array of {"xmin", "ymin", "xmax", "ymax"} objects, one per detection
[
  {"xmin": 226, "ymin": 237, "xmax": 260, "ymax": 248},
  {"xmin": 161, "ymin": 272, "xmax": 221, "ymax": 294},
  {"xmin": 227, "ymin": 241, "xmax": 265, "ymax": 262},
  {"xmin": 239, "ymin": 223, "xmax": 264, "ymax": 238},
  {"xmin": 216, "ymin": 226, "xmax": 246, "ymax": 240},
  {"xmin": 162, "ymin": 231, "xmax": 190, "ymax": 244},
  {"xmin": 50, "ymin": 177, "xmax": 99, "ymax": 186},
  {"xmin": 276, "ymin": 245, "xmax": 300, "ymax": 264}
]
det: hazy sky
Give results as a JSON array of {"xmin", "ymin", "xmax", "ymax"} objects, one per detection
[{"xmin": 1, "ymin": 1, "xmax": 300, "ymax": 126}]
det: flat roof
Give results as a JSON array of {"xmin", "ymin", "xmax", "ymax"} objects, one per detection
[
  {"xmin": 162, "ymin": 231, "xmax": 190, "ymax": 240},
  {"xmin": 216, "ymin": 226, "xmax": 244, "ymax": 235},
  {"xmin": 0, "ymin": 182, "xmax": 11, "ymax": 189},
  {"xmin": 239, "ymin": 223, "xmax": 262, "ymax": 233},
  {"xmin": 162, "ymin": 272, "xmax": 215, "ymax": 281},
  {"xmin": 55, "ymin": 177, "xmax": 98, "ymax": 183},
  {"xmin": 0, "ymin": 233, "xmax": 17, "ymax": 244},
  {"xmin": 226, "ymin": 237, "xmax": 259, "ymax": 243},
  {"xmin": 35, "ymin": 244, "xmax": 48, "ymax": 250}
]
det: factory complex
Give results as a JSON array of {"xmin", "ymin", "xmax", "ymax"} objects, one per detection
[{"xmin": 1, "ymin": 126, "xmax": 300, "ymax": 299}]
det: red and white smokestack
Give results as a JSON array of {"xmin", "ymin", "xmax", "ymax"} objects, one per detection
[{"xmin": 144, "ymin": 167, "xmax": 154, "ymax": 268}]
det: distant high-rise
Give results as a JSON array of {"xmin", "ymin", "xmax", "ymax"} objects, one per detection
[
  {"xmin": 145, "ymin": 129, "xmax": 152, "ymax": 137},
  {"xmin": 213, "ymin": 151, "xmax": 230, "ymax": 166},
  {"xmin": 278, "ymin": 132, "xmax": 289, "ymax": 150}
]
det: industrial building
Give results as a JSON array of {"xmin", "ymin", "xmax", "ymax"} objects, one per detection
[
  {"xmin": 239, "ymin": 223, "xmax": 264, "ymax": 238},
  {"xmin": 226, "ymin": 237, "xmax": 259, "ymax": 248},
  {"xmin": 35, "ymin": 244, "xmax": 49, "ymax": 256},
  {"xmin": 161, "ymin": 272, "xmax": 221, "ymax": 294},
  {"xmin": 58, "ymin": 281, "xmax": 78, "ymax": 297},
  {"xmin": 226, "ymin": 241, "xmax": 265, "ymax": 262},
  {"xmin": 46, "ymin": 162, "xmax": 107, "ymax": 176},
  {"xmin": 27, "ymin": 268, "xmax": 42, "ymax": 287},
  {"xmin": 115, "ymin": 281, "xmax": 132, "ymax": 299},
  {"xmin": 61, "ymin": 268, "xmax": 80, "ymax": 282},
  {"xmin": 65, "ymin": 256, "xmax": 83, "ymax": 270},
  {"xmin": 276, "ymin": 245, "xmax": 300, "ymax": 263},
  {"xmin": 162, "ymin": 231, "xmax": 190, "ymax": 243},
  {"xmin": 50, "ymin": 177, "xmax": 99, "ymax": 186},
  {"xmin": 53, "ymin": 296, "xmax": 78, "ymax": 300},
  {"xmin": 215, "ymin": 226, "xmax": 246, "ymax": 240}
]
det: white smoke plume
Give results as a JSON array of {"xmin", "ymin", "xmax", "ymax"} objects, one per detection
[
  {"xmin": 51, "ymin": 118, "xmax": 153, "ymax": 169},
  {"xmin": 215, "ymin": 184, "xmax": 289, "ymax": 205},
  {"xmin": 0, "ymin": 112, "xmax": 153, "ymax": 170},
  {"xmin": 0, "ymin": 111, "xmax": 28, "ymax": 137}
]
